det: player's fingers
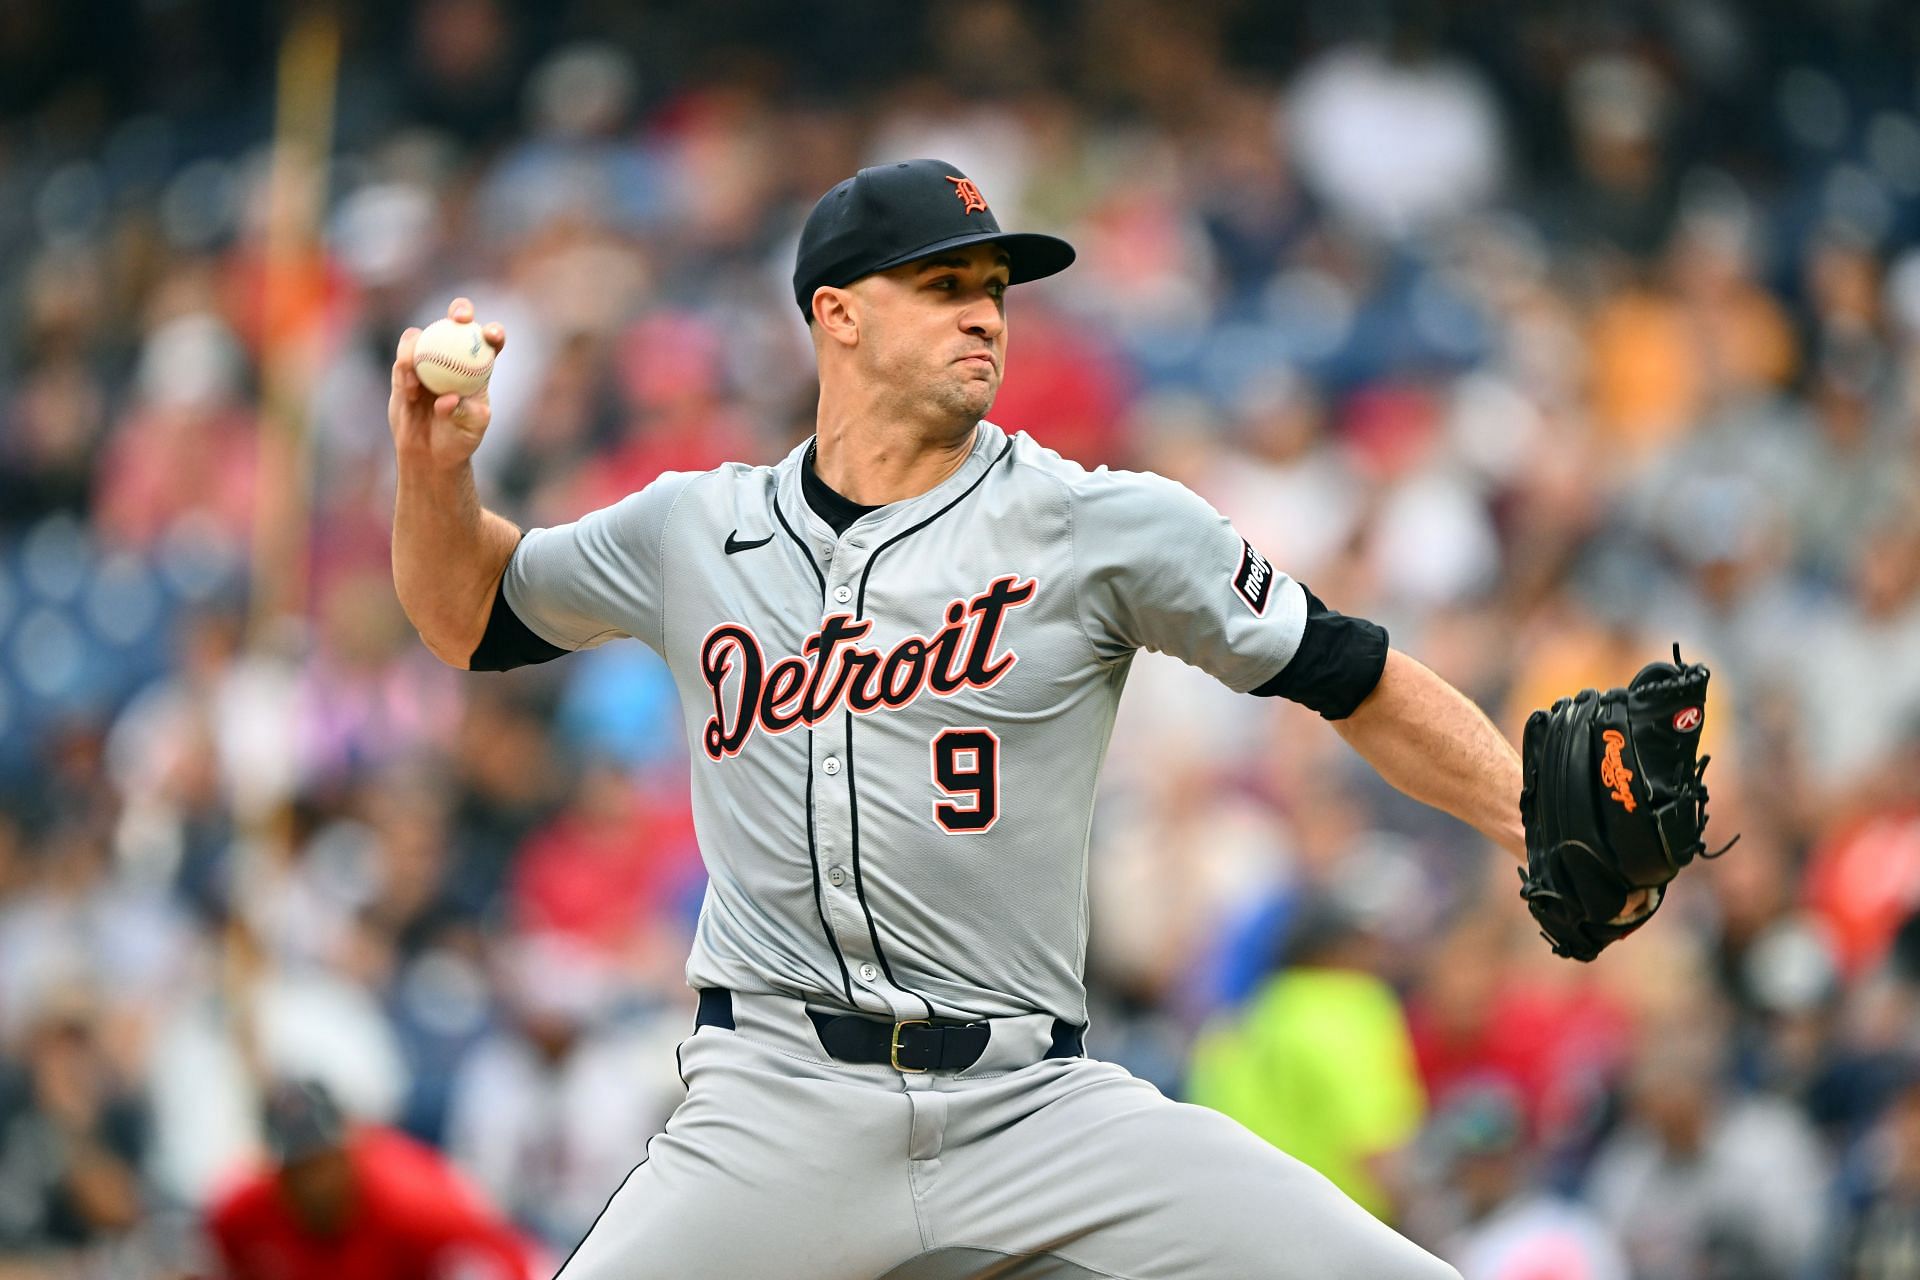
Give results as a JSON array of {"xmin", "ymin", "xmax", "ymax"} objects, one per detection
[
  {"xmin": 448, "ymin": 296, "xmax": 474, "ymax": 324},
  {"xmin": 450, "ymin": 397, "xmax": 491, "ymax": 434},
  {"xmin": 482, "ymin": 321, "xmax": 506, "ymax": 353},
  {"xmin": 432, "ymin": 392, "xmax": 461, "ymax": 420},
  {"xmin": 392, "ymin": 328, "xmax": 422, "ymax": 392}
]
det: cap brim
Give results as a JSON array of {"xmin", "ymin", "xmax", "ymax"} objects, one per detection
[{"xmin": 860, "ymin": 230, "xmax": 1076, "ymax": 289}]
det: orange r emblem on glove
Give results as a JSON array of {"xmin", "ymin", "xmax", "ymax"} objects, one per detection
[{"xmin": 1600, "ymin": 729, "xmax": 1636, "ymax": 812}]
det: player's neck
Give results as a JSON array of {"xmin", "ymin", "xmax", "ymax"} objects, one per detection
[{"xmin": 811, "ymin": 410, "xmax": 977, "ymax": 507}]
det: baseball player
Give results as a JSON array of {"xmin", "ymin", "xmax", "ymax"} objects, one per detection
[{"xmin": 390, "ymin": 160, "xmax": 1698, "ymax": 1279}]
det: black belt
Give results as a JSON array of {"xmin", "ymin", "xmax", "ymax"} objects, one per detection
[{"xmin": 695, "ymin": 988, "xmax": 1084, "ymax": 1073}]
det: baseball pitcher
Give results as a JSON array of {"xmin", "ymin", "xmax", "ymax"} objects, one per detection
[{"xmin": 389, "ymin": 160, "xmax": 1727, "ymax": 1279}]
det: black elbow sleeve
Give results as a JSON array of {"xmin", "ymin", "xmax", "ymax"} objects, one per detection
[
  {"xmin": 1250, "ymin": 587, "xmax": 1388, "ymax": 719},
  {"xmin": 468, "ymin": 584, "xmax": 568, "ymax": 672}
]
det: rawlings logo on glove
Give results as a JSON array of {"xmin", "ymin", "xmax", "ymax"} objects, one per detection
[
  {"xmin": 1517, "ymin": 645, "xmax": 1739, "ymax": 962},
  {"xmin": 1599, "ymin": 730, "xmax": 1635, "ymax": 812}
]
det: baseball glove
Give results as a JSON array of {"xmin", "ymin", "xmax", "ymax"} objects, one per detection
[{"xmin": 1517, "ymin": 646, "xmax": 1738, "ymax": 961}]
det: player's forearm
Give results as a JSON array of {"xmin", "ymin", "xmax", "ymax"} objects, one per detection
[
  {"xmin": 1331, "ymin": 648, "xmax": 1527, "ymax": 861},
  {"xmin": 391, "ymin": 456, "xmax": 521, "ymax": 668}
]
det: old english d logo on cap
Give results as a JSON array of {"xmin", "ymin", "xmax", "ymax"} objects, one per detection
[{"xmin": 947, "ymin": 175, "xmax": 989, "ymax": 215}]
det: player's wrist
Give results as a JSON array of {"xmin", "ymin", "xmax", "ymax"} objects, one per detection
[{"xmin": 395, "ymin": 437, "xmax": 481, "ymax": 483}]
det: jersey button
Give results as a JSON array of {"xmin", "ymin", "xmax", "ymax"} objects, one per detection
[
  {"xmin": 828, "ymin": 865, "xmax": 847, "ymax": 887},
  {"xmin": 858, "ymin": 963, "xmax": 879, "ymax": 983},
  {"xmin": 833, "ymin": 585, "xmax": 852, "ymax": 604},
  {"xmin": 822, "ymin": 756, "xmax": 841, "ymax": 776}
]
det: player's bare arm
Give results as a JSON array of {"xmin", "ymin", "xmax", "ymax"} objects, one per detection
[
  {"xmin": 1330, "ymin": 649, "xmax": 1678, "ymax": 926},
  {"xmin": 1330, "ymin": 648, "xmax": 1527, "ymax": 860},
  {"xmin": 389, "ymin": 296, "xmax": 522, "ymax": 669}
]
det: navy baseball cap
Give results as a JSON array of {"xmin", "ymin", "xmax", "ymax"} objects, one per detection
[{"xmin": 793, "ymin": 159, "xmax": 1075, "ymax": 316}]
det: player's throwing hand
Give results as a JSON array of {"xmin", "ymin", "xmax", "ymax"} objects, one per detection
[{"xmin": 388, "ymin": 297, "xmax": 506, "ymax": 471}]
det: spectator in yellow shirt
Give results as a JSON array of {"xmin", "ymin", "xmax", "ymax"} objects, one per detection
[{"xmin": 1186, "ymin": 896, "xmax": 1426, "ymax": 1221}]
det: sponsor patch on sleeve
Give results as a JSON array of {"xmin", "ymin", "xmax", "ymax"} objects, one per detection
[{"xmin": 1232, "ymin": 539, "xmax": 1274, "ymax": 616}]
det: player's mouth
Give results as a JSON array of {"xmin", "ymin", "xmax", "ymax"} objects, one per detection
[{"xmin": 956, "ymin": 352, "xmax": 997, "ymax": 372}]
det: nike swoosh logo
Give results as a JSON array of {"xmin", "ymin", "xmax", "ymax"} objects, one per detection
[{"xmin": 725, "ymin": 531, "xmax": 775, "ymax": 555}]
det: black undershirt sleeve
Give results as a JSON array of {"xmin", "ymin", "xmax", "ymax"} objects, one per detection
[
  {"xmin": 468, "ymin": 579, "xmax": 569, "ymax": 672},
  {"xmin": 1249, "ymin": 586, "xmax": 1389, "ymax": 720}
]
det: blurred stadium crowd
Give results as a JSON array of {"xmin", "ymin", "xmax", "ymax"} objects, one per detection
[{"xmin": 2, "ymin": 0, "xmax": 1920, "ymax": 1276}]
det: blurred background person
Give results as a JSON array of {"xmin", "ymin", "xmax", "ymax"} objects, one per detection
[
  {"xmin": 441, "ymin": 935, "xmax": 686, "ymax": 1255},
  {"xmin": 1584, "ymin": 1022, "xmax": 1831, "ymax": 1280},
  {"xmin": 1186, "ymin": 887, "xmax": 1426, "ymax": 1224},
  {"xmin": 1420, "ymin": 1081, "xmax": 1629, "ymax": 1280},
  {"xmin": 0, "ymin": 986, "xmax": 146, "ymax": 1258},
  {"xmin": 205, "ymin": 1078, "xmax": 542, "ymax": 1280},
  {"xmin": 1838, "ymin": 1061, "xmax": 1920, "ymax": 1280}
]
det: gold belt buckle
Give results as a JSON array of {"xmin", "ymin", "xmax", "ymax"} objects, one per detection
[{"xmin": 890, "ymin": 1020, "xmax": 931, "ymax": 1073}]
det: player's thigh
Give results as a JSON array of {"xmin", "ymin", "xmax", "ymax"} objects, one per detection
[
  {"xmin": 555, "ymin": 1029, "xmax": 922, "ymax": 1280},
  {"xmin": 941, "ymin": 1060, "xmax": 1459, "ymax": 1280}
]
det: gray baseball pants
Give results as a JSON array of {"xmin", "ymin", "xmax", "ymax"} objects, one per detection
[{"xmin": 556, "ymin": 990, "xmax": 1459, "ymax": 1279}]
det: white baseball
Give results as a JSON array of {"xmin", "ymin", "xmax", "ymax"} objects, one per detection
[{"xmin": 412, "ymin": 318, "xmax": 495, "ymax": 398}]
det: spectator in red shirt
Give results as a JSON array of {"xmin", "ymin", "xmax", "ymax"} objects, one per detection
[
  {"xmin": 207, "ymin": 1079, "xmax": 542, "ymax": 1280},
  {"xmin": 508, "ymin": 762, "xmax": 699, "ymax": 960}
]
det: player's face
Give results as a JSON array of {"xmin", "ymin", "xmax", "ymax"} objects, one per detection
[{"xmin": 855, "ymin": 244, "xmax": 1010, "ymax": 425}]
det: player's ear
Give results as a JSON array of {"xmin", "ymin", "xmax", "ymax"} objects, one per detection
[{"xmin": 812, "ymin": 286, "xmax": 860, "ymax": 348}]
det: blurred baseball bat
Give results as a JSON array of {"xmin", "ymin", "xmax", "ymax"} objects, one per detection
[
  {"xmin": 249, "ymin": 1, "xmax": 339, "ymax": 644},
  {"xmin": 232, "ymin": 0, "xmax": 340, "ymax": 1090}
]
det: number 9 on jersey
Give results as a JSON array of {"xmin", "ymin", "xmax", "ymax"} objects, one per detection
[{"xmin": 932, "ymin": 728, "xmax": 1000, "ymax": 834}]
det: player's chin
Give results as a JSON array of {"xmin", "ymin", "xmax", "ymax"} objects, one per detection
[
  {"xmin": 934, "ymin": 371, "xmax": 998, "ymax": 420},
  {"xmin": 965, "ymin": 383, "xmax": 1000, "ymax": 421}
]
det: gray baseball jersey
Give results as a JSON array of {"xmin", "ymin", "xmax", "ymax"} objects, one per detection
[
  {"xmin": 501, "ymin": 419, "xmax": 1308, "ymax": 1027},
  {"xmin": 497, "ymin": 420, "xmax": 1463, "ymax": 1280}
]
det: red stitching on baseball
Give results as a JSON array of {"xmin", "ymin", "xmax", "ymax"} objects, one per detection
[{"xmin": 416, "ymin": 354, "xmax": 490, "ymax": 376}]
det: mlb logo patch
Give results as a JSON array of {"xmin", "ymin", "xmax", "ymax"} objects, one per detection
[{"xmin": 1233, "ymin": 540, "xmax": 1274, "ymax": 616}]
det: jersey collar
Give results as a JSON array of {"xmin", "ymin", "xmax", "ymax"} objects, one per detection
[{"xmin": 776, "ymin": 420, "xmax": 1006, "ymax": 550}]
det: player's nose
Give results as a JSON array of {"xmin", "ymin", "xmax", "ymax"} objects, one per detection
[{"xmin": 960, "ymin": 295, "xmax": 1004, "ymax": 341}]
